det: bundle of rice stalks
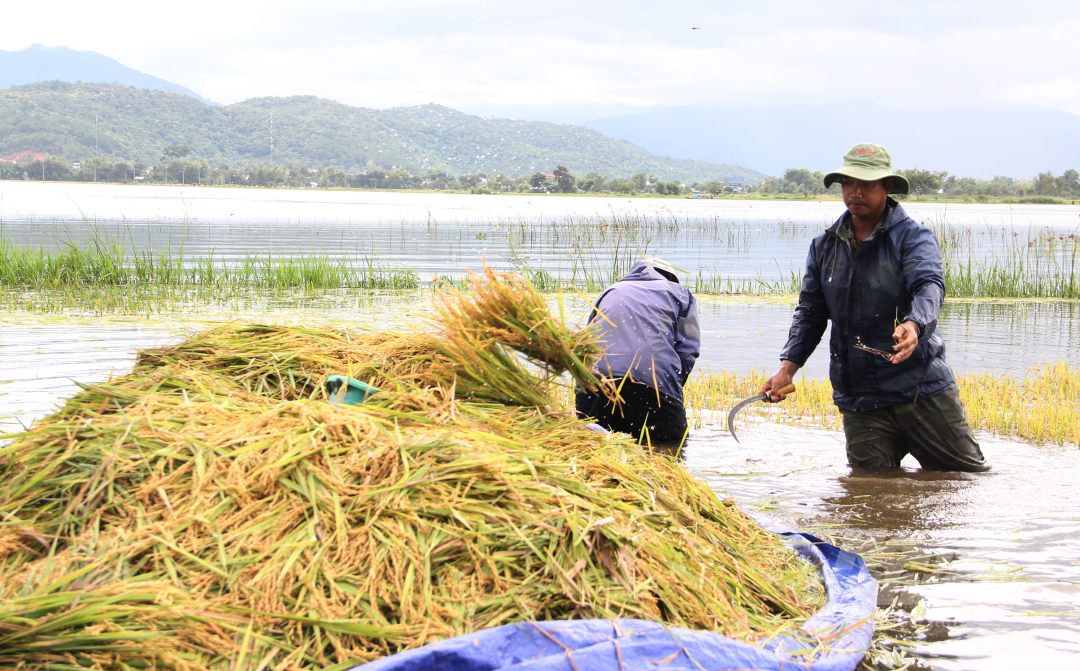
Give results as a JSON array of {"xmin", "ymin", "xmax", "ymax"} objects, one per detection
[
  {"xmin": 428, "ymin": 269, "xmax": 607, "ymax": 401},
  {"xmin": 0, "ymin": 579, "xmax": 243, "ymax": 670},
  {"xmin": 0, "ymin": 269, "xmax": 824, "ymax": 670},
  {"xmin": 137, "ymin": 268, "xmax": 611, "ymax": 410}
]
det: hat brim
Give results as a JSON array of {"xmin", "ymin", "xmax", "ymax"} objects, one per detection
[
  {"xmin": 643, "ymin": 257, "xmax": 689, "ymax": 274},
  {"xmin": 824, "ymin": 167, "xmax": 910, "ymax": 195}
]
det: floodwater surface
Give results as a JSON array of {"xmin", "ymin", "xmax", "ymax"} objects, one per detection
[{"xmin": 688, "ymin": 421, "xmax": 1080, "ymax": 670}]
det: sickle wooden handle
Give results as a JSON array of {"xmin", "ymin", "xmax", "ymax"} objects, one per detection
[{"xmin": 776, "ymin": 383, "xmax": 796, "ymax": 395}]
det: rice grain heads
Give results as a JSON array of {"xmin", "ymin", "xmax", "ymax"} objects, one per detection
[{"xmin": 0, "ymin": 268, "xmax": 823, "ymax": 670}]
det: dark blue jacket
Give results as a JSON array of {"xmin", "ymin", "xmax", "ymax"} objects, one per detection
[
  {"xmin": 780, "ymin": 199, "xmax": 955, "ymax": 412},
  {"xmin": 587, "ymin": 261, "xmax": 700, "ymax": 405}
]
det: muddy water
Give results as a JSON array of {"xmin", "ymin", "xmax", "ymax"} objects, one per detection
[
  {"xmin": 697, "ymin": 298, "xmax": 1080, "ymax": 380},
  {"xmin": 687, "ymin": 421, "xmax": 1080, "ymax": 669},
  {"xmin": 0, "ymin": 324, "xmax": 176, "ymax": 432}
]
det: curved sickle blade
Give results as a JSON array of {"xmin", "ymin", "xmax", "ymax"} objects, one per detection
[{"xmin": 727, "ymin": 393, "xmax": 767, "ymax": 443}]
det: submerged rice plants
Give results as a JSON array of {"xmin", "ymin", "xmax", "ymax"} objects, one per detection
[
  {"xmin": 685, "ymin": 364, "xmax": 1080, "ymax": 444},
  {"xmin": 955, "ymin": 362, "xmax": 1080, "ymax": 443},
  {"xmin": 685, "ymin": 369, "xmax": 839, "ymax": 431},
  {"xmin": 4, "ymin": 214, "xmax": 1078, "ymax": 307},
  {"xmin": 0, "ymin": 268, "xmax": 826, "ymax": 670}
]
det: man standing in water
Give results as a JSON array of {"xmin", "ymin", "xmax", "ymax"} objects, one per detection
[
  {"xmin": 760, "ymin": 143, "xmax": 989, "ymax": 472},
  {"xmin": 577, "ymin": 258, "xmax": 699, "ymax": 447}
]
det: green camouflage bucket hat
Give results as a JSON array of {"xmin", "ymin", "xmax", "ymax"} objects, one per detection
[{"xmin": 823, "ymin": 143, "xmax": 910, "ymax": 195}]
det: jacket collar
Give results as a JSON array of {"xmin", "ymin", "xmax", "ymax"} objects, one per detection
[{"xmin": 826, "ymin": 196, "xmax": 901, "ymax": 239}]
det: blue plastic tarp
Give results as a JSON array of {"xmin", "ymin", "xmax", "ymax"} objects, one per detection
[{"xmin": 351, "ymin": 516, "xmax": 876, "ymax": 671}]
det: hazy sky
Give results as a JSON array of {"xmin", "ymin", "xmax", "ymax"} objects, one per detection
[{"xmin": 4, "ymin": 0, "xmax": 1078, "ymax": 116}]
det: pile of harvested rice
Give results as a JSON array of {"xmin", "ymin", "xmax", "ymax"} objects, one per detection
[{"xmin": 0, "ymin": 269, "xmax": 824, "ymax": 670}]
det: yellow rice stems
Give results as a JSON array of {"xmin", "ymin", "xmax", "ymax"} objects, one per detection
[
  {"xmin": 956, "ymin": 361, "xmax": 1080, "ymax": 444},
  {"xmin": 685, "ymin": 363, "xmax": 1080, "ymax": 444},
  {"xmin": 0, "ymin": 269, "xmax": 824, "ymax": 671}
]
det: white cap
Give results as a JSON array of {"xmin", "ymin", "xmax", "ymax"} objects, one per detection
[{"xmin": 643, "ymin": 257, "xmax": 689, "ymax": 274}]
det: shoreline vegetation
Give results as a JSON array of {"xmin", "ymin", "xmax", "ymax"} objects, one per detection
[
  {"xmin": 3, "ymin": 156, "xmax": 1079, "ymax": 205},
  {"xmin": 2, "ymin": 175, "xmax": 1078, "ymax": 207},
  {"xmin": 1, "ymin": 213, "xmax": 1077, "ymax": 300},
  {"xmin": 4, "ymin": 177, "xmax": 1078, "ymax": 205}
]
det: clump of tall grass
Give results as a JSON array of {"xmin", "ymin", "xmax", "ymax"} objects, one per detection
[
  {"xmin": 8, "ymin": 215, "xmax": 1077, "ymax": 300},
  {"xmin": 934, "ymin": 225, "xmax": 1080, "ymax": 299},
  {"xmin": 685, "ymin": 364, "xmax": 1080, "ymax": 444},
  {"xmin": 0, "ymin": 235, "xmax": 420, "ymax": 290},
  {"xmin": 0, "ymin": 269, "xmax": 826, "ymax": 669},
  {"xmin": 691, "ymin": 266, "xmax": 803, "ymax": 295}
]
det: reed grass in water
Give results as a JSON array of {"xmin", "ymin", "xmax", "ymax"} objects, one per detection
[
  {"xmin": 686, "ymin": 364, "xmax": 1080, "ymax": 444},
  {"xmin": 0, "ymin": 268, "xmax": 824, "ymax": 670},
  {"xmin": 7, "ymin": 218, "xmax": 1079, "ymax": 299},
  {"xmin": 934, "ymin": 225, "xmax": 1080, "ymax": 299},
  {"xmin": 0, "ymin": 235, "xmax": 420, "ymax": 290}
]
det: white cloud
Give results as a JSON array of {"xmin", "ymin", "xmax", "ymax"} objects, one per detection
[{"xmin": 3, "ymin": 0, "xmax": 1079, "ymax": 113}]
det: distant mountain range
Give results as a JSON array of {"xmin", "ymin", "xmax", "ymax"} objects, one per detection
[
  {"xmin": 583, "ymin": 103, "xmax": 1080, "ymax": 179},
  {"xmin": 12, "ymin": 44, "xmax": 1071, "ymax": 181},
  {"xmin": 0, "ymin": 44, "xmax": 219, "ymax": 106},
  {"xmin": 0, "ymin": 82, "xmax": 765, "ymax": 183}
]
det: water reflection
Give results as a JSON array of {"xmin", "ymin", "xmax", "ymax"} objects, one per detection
[
  {"xmin": 824, "ymin": 469, "xmax": 982, "ymax": 533},
  {"xmin": 942, "ymin": 300, "xmax": 1080, "ymax": 374},
  {"xmin": 0, "ymin": 324, "xmax": 177, "ymax": 433}
]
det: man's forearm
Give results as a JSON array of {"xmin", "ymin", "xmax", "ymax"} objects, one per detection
[
  {"xmin": 779, "ymin": 360, "xmax": 801, "ymax": 376},
  {"xmin": 906, "ymin": 281, "xmax": 943, "ymax": 338}
]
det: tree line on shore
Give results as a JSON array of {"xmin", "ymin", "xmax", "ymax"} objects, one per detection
[
  {"xmin": 754, "ymin": 167, "xmax": 1080, "ymax": 200},
  {"xmin": 3, "ymin": 147, "xmax": 1076, "ymax": 201},
  {"xmin": 0, "ymin": 149, "xmax": 739, "ymax": 195}
]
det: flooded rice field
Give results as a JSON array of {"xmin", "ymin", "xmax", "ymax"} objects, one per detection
[
  {"xmin": 2, "ymin": 181, "xmax": 1078, "ymax": 286},
  {"xmin": 2, "ymin": 182, "xmax": 1079, "ymax": 669}
]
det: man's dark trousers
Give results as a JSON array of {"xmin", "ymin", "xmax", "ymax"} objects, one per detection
[
  {"xmin": 840, "ymin": 387, "xmax": 989, "ymax": 472},
  {"xmin": 576, "ymin": 381, "xmax": 688, "ymax": 446}
]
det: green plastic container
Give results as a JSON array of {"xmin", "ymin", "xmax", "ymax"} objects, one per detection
[{"xmin": 326, "ymin": 375, "xmax": 379, "ymax": 405}]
